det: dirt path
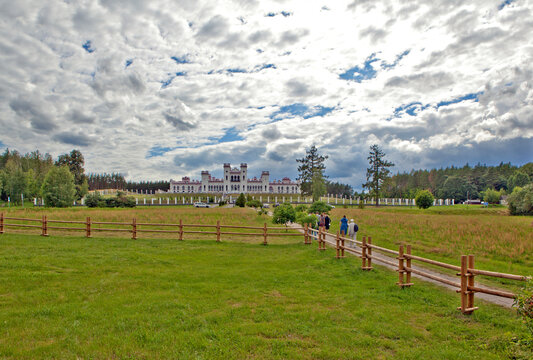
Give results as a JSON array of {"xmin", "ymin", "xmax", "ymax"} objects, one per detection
[{"xmin": 289, "ymin": 224, "xmax": 514, "ymax": 308}]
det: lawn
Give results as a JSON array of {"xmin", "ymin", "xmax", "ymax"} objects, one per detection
[{"xmin": 0, "ymin": 231, "xmax": 531, "ymax": 359}]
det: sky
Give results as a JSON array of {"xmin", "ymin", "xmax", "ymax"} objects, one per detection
[{"xmin": 0, "ymin": 0, "xmax": 532, "ymax": 190}]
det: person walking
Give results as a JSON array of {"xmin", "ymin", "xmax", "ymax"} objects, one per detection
[
  {"xmin": 348, "ymin": 219, "xmax": 358, "ymax": 248},
  {"xmin": 325, "ymin": 213, "xmax": 331, "ymax": 232},
  {"xmin": 340, "ymin": 215, "xmax": 348, "ymax": 236}
]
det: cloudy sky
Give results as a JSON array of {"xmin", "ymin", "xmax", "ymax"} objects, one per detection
[{"xmin": 1, "ymin": 0, "xmax": 532, "ymax": 189}]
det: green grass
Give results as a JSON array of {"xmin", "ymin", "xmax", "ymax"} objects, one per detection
[{"xmin": 0, "ymin": 232, "xmax": 531, "ymax": 359}]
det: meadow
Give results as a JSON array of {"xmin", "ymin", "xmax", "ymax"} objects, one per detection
[
  {"xmin": 0, "ymin": 205, "xmax": 531, "ymax": 358},
  {"xmin": 326, "ymin": 205, "xmax": 532, "ymax": 290},
  {"xmin": 1, "ymin": 231, "xmax": 531, "ymax": 359}
]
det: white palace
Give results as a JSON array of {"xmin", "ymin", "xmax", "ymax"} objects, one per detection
[{"xmin": 169, "ymin": 163, "xmax": 301, "ymax": 194}]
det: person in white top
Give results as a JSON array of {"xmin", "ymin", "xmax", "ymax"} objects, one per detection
[{"xmin": 347, "ymin": 219, "xmax": 358, "ymax": 248}]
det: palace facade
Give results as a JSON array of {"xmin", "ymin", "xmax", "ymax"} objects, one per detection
[{"xmin": 169, "ymin": 163, "xmax": 301, "ymax": 194}]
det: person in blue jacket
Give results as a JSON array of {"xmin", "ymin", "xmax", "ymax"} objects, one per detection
[{"xmin": 340, "ymin": 215, "xmax": 349, "ymax": 236}]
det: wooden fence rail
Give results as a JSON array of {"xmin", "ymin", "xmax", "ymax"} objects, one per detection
[
  {"xmin": 0, "ymin": 213, "xmax": 306, "ymax": 246},
  {"xmin": 306, "ymin": 225, "xmax": 530, "ymax": 314}
]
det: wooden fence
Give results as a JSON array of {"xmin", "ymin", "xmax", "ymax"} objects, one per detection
[
  {"xmin": 0, "ymin": 213, "xmax": 306, "ymax": 245},
  {"xmin": 308, "ymin": 227, "xmax": 530, "ymax": 314},
  {"xmin": 1, "ymin": 212, "xmax": 528, "ymax": 314}
]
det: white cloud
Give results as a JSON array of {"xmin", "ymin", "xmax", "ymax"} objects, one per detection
[{"xmin": 0, "ymin": 0, "xmax": 531, "ymax": 189}]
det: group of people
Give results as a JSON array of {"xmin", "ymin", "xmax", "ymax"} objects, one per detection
[{"xmin": 313, "ymin": 212, "xmax": 359, "ymax": 244}]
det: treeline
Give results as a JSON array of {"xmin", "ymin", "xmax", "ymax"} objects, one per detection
[
  {"xmin": 0, "ymin": 148, "xmax": 88, "ymax": 204},
  {"xmin": 126, "ymin": 180, "xmax": 170, "ymax": 193},
  {"xmin": 87, "ymin": 173, "xmax": 127, "ymax": 190},
  {"xmin": 381, "ymin": 162, "xmax": 533, "ymax": 201},
  {"xmin": 326, "ymin": 181, "xmax": 353, "ymax": 198}
]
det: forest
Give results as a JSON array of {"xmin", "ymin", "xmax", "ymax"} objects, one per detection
[{"xmin": 380, "ymin": 162, "xmax": 533, "ymax": 201}]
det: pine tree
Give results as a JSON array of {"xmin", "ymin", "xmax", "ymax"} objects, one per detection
[
  {"xmin": 296, "ymin": 145, "xmax": 328, "ymax": 196},
  {"xmin": 363, "ymin": 144, "xmax": 394, "ymax": 206}
]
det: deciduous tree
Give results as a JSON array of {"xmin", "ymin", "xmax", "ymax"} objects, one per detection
[{"xmin": 41, "ymin": 166, "xmax": 76, "ymax": 207}]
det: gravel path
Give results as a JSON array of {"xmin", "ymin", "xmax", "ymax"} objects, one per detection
[{"xmin": 290, "ymin": 224, "xmax": 514, "ymax": 308}]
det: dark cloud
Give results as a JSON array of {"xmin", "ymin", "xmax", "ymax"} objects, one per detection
[
  {"xmin": 261, "ymin": 126, "xmax": 282, "ymax": 140},
  {"xmin": 68, "ymin": 109, "xmax": 95, "ymax": 124},
  {"xmin": 196, "ymin": 15, "xmax": 229, "ymax": 39},
  {"xmin": 359, "ymin": 26, "xmax": 388, "ymax": 42},
  {"xmin": 163, "ymin": 113, "xmax": 197, "ymax": 131},
  {"xmin": 385, "ymin": 71, "xmax": 454, "ymax": 91},
  {"xmin": 9, "ymin": 97, "xmax": 57, "ymax": 131},
  {"xmin": 276, "ymin": 28, "xmax": 310, "ymax": 47},
  {"xmin": 53, "ymin": 131, "xmax": 92, "ymax": 146},
  {"xmin": 285, "ymin": 78, "xmax": 324, "ymax": 98}
]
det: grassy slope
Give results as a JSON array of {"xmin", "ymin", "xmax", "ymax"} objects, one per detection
[{"xmin": 0, "ymin": 233, "xmax": 530, "ymax": 359}]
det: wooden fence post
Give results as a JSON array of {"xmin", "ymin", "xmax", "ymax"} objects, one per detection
[
  {"xmin": 132, "ymin": 218, "xmax": 137, "ymax": 240},
  {"xmin": 335, "ymin": 231, "xmax": 340, "ymax": 259},
  {"xmin": 467, "ymin": 255, "xmax": 476, "ymax": 311},
  {"xmin": 361, "ymin": 236, "xmax": 367, "ymax": 269},
  {"xmin": 397, "ymin": 245, "xmax": 404, "ymax": 287},
  {"xmin": 86, "ymin": 217, "xmax": 91, "ymax": 238},
  {"xmin": 216, "ymin": 220, "xmax": 221, "ymax": 242},
  {"xmin": 263, "ymin": 223, "xmax": 268, "ymax": 245},
  {"xmin": 304, "ymin": 223, "xmax": 310, "ymax": 244},
  {"xmin": 405, "ymin": 244, "xmax": 413, "ymax": 286},
  {"xmin": 0, "ymin": 212, "xmax": 4, "ymax": 234},
  {"xmin": 41, "ymin": 215, "xmax": 48, "ymax": 237},
  {"xmin": 459, "ymin": 255, "xmax": 467, "ymax": 313},
  {"xmin": 179, "ymin": 219, "xmax": 183, "ymax": 241},
  {"xmin": 458, "ymin": 255, "xmax": 478, "ymax": 314},
  {"xmin": 341, "ymin": 234, "xmax": 345, "ymax": 258},
  {"xmin": 367, "ymin": 237, "xmax": 373, "ymax": 270}
]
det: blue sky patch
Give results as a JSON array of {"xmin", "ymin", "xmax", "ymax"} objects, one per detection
[
  {"xmin": 82, "ymin": 40, "xmax": 94, "ymax": 53},
  {"xmin": 125, "ymin": 59, "xmax": 133, "ymax": 68},
  {"xmin": 381, "ymin": 50, "xmax": 410, "ymax": 69},
  {"xmin": 393, "ymin": 102, "xmax": 430, "ymax": 118},
  {"xmin": 147, "ymin": 146, "xmax": 173, "ymax": 158},
  {"xmin": 281, "ymin": 11, "xmax": 292, "ymax": 17},
  {"xmin": 498, "ymin": 0, "xmax": 514, "ymax": 10},
  {"xmin": 0, "ymin": 140, "xmax": 5, "ymax": 149},
  {"xmin": 266, "ymin": 12, "xmax": 276, "ymax": 17},
  {"xmin": 227, "ymin": 68, "xmax": 247, "ymax": 73},
  {"xmin": 208, "ymin": 127, "xmax": 244, "ymax": 144},
  {"xmin": 436, "ymin": 92, "xmax": 482, "ymax": 109},
  {"xmin": 171, "ymin": 55, "xmax": 190, "ymax": 64},
  {"xmin": 339, "ymin": 54, "xmax": 379, "ymax": 82},
  {"xmin": 175, "ymin": 72, "xmax": 186, "ymax": 77},
  {"xmin": 256, "ymin": 63, "xmax": 276, "ymax": 71},
  {"xmin": 269, "ymin": 103, "xmax": 335, "ymax": 120}
]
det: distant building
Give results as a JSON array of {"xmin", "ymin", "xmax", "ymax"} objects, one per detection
[{"xmin": 169, "ymin": 163, "xmax": 301, "ymax": 194}]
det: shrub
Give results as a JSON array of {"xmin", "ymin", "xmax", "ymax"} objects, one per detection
[
  {"xmin": 483, "ymin": 188, "xmax": 501, "ymax": 204},
  {"xmin": 295, "ymin": 204, "xmax": 308, "ymax": 212},
  {"xmin": 308, "ymin": 201, "xmax": 332, "ymax": 214},
  {"xmin": 218, "ymin": 200, "xmax": 227, "ymax": 207},
  {"xmin": 415, "ymin": 190, "xmax": 434, "ymax": 209},
  {"xmin": 296, "ymin": 213, "xmax": 317, "ymax": 227},
  {"xmin": 358, "ymin": 198, "xmax": 365, "ymax": 209},
  {"xmin": 41, "ymin": 166, "xmax": 76, "ymax": 207},
  {"xmin": 246, "ymin": 199, "xmax": 262, "ymax": 208},
  {"xmin": 85, "ymin": 192, "xmax": 105, "ymax": 207},
  {"xmin": 272, "ymin": 203, "xmax": 296, "ymax": 225},
  {"xmin": 508, "ymin": 184, "xmax": 533, "ymax": 215},
  {"xmin": 235, "ymin": 193, "xmax": 246, "ymax": 207}
]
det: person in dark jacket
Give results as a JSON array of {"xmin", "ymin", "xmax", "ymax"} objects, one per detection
[{"xmin": 325, "ymin": 214, "xmax": 331, "ymax": 231}]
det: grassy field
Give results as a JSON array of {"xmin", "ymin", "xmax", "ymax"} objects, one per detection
[
  {"xmin": 1, "ymin": 231, "xmax": 531, "ymax": 359},
  {"xmin": 326, "ymin": 206, "xmax": 532, "ymax": 290}
]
